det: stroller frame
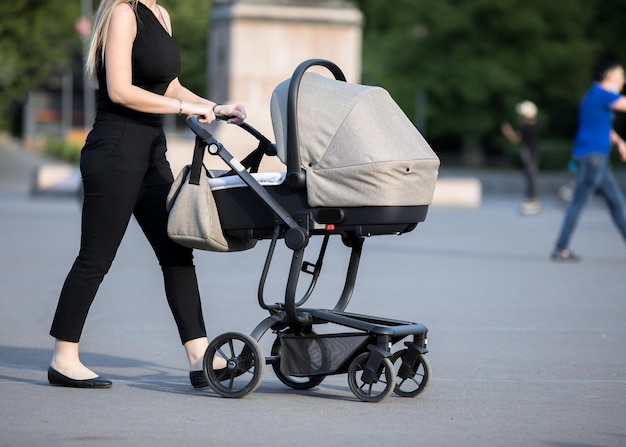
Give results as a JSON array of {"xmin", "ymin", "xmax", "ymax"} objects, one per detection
[{"xmin": 187, "ymin": 59, "xmax": 431, "ymax": 402}]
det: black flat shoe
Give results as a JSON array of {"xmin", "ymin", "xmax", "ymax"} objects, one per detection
[
  {"xmin": 189, "ymin": 370, "xmax": 209, "ymax": 389},
  {"xmin": 189, "ymin": 368, "xmax": 229, "ymax": 389},
  {"xmin": 48, "ymin": 367, "xmax": 112, "ymax": 389}
]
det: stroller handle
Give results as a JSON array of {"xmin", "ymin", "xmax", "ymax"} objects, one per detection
[
  {"xmin": 285, "ymin": 59, "xmax": 347, "ymax": 190},
  {"xmin": 186, "ymin": 115, "xmax": 212, "ymax": 140},
  {"xmin": 188, "ymin": 114, "xmax": 276, "ymax": 157}
]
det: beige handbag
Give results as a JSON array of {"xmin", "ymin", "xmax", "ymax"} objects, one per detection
[{"xmin": 166, "ymin": 137, "xmax": 256, "ymax": 252}]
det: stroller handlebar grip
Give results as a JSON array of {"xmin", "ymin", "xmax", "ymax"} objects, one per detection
[{"xmin": 186, "ymin": 116, "xmax": 211, "ymax": 140}]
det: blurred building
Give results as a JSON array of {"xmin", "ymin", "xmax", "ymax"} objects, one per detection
[{"xmin": 206, "ymin": 0, "xmax": 363, "ymax": 167}]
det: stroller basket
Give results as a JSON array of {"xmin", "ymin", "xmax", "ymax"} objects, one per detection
[{"xmin": 279, "ymin": 332, "xmax": 370, "ymax": 377}]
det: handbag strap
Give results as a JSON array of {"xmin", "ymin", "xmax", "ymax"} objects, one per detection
[{"xmin": 189, "ymin": 136, "xmax": 206, "ymax": 185}]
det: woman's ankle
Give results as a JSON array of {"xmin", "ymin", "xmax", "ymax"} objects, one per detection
[
  {"xmin": 184, "ymin": 337, "xmax": 209, "ymax": 370},
  {"xmin": 51, "ymin": 339, "xmax": 97, "ymax": 379}
]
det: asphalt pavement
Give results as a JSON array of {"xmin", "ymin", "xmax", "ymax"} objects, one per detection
[{"xmin": 1, "ymin": 139, "xmax": 625, "ymax": 447}]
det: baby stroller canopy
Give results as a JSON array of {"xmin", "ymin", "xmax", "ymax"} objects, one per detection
[{"xmin": 271, "ymin": 72, "xmax": 440, "ymax": 208}]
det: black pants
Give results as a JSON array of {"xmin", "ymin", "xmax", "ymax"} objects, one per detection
[
  {"xmin": 521, "ymin": 145, "xmax": 540, "ymax": 201},
  {"xmin": 50, "ymin": 119, "xmax": 206, "ymax": 344}
]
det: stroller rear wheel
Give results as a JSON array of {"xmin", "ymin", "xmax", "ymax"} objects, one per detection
[
  {"xmin": 347, "ymin": 352, "xmax": 395, "ymax": 403},
  {"xmin": 271, "ymin": 336, "xmax": 325, "ymax": 390},
  {"xmin": 390, "ymin": 349, "xmax": 430, "ymax": 397},
  {"xmin": 203, "ymin": 332, "xmax": 265, "ymax": 398}
]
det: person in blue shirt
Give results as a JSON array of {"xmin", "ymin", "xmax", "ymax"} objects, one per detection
[{"xmin": 552, "ymin": 59, "xmax": 626, "ymax": 261}]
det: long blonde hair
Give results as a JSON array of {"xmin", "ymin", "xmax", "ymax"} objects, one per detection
[{"xmin": 85, "ymin": 0, "xmax": 139, "ymax": 83}]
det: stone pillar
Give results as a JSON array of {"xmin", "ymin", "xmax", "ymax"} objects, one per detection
[{"xmin": 207, "ymin": 0, "xmax": 363, "ymax": 169}]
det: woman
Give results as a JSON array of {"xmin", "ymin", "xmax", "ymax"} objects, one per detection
[{"xmin": 47, "ymin": 0, "xmax": 246, "ymax": 388}]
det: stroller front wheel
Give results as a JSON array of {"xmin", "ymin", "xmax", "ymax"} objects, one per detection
[
  {"xmin": 390, "ymin": 349, "xmax": 431, "ymax": 397},
  {"xmin": 203, "ymin": 332, "xmax": 265, "ymax": 398},
  {"xmin": 347, "ymin": 352, "xmax": 395, "ymax": 403}
]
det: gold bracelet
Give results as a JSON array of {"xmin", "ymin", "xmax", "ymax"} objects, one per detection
[{"xmin": 178, "ymin": 99, "xmax": 183, "ymax": 115}]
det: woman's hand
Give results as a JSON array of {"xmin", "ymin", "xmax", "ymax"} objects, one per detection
[
  {"xmin": 182, "ymin": 101, "xmax": 247, "ymax": 125},
  {"xmin": 213, "ymin": 104, "xmax": 247, "ymax": 124}
]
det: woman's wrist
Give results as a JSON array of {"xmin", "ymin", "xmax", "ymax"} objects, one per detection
[{"xmin": 175, "ymin": 100, "xmax": 222, "ymax": 117}]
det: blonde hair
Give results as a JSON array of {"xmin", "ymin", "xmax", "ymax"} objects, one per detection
[{"xmin": 85, "ymin": 0, "xmax": 139, "ymax": 84}]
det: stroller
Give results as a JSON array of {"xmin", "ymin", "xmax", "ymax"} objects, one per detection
[{"xmin": 182, "ymin": 59, "xmax": 439, "ymax": 402}]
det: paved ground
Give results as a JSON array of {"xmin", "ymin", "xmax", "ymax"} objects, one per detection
[{"xmin": 1, "ymin": 141, "xmax": 625, "ymax": 447}]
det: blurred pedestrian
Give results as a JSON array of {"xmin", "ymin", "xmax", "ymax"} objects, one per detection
[
  {"xmin": 551, "ymin": 58, "xmax": 626, "ymax": 261},
  {"xmin": 501, "ymin": 100, "xmax": 542, "ymax": 215},
  {"xmin": 48, "ymin": 0, "xmax": 246, "ymax": 389}
]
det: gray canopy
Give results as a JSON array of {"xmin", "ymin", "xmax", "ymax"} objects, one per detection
[{"xmin": 270, "ymin": 72, "xmax": 440, "ymax": 208}]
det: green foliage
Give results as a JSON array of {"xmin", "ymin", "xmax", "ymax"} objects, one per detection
[
  {"xmin": 356, "ymin": 0, "xmax": 599, "ymax": 154},
  {"xmin": 502, "ymin": 137, "xmax": 572, "ymax": 171},
  {"xmin": 43, "ymin": 134, "xmax": 81, "ymax": 163},
  {"xmin": 161, "ymin": 0, "xmax": 213, "ymax": 97},
  {"xmin": 0, "ymin": 1, "xmax": 81, "ymax": 119},
  {"xmin": 354, "ymin": 0, "xmax": 626, "ymax": 168},
  {"xmin": 0, "ymin": 0, "xmax": 211, "ymax": 129},
  {"xmin": 538, "ymin": 139, "xmax": 575, "ymax": 171}
]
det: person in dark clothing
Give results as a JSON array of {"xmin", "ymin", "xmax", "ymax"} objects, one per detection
[
  {"xmin": 502, "ymin": 100, "xmax": 542, "ymax": 215},
  {"xmin": 551, "ymin": 59, "xmax": 626, "ymax": 262},
  {"xmin": 47, "ymin": 0, "xmax": 246, "ymax": 389}
]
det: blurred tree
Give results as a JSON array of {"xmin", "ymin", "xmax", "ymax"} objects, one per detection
[
  {"xmin": 0, "ymin": 0, "xmax": 80, "ymax": 129},
  {"xmin": 356, "ymin": 0, "xmax": 599, "ymax": 164},
  {"xmin": 0, "ymin": 0, "xmax": 211, "ymax": 132},
  {"xmin": 161, "ymin": 0, "xmax": 213, "ymax": 98}
]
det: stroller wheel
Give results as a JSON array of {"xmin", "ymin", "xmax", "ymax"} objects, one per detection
[
  {"xmin": 347, "ymin": 352, "xmax": 395, "ymax": 403},
  {"xmin": 390, "ymin": 349, "xmax": 431, "ymax": 397},
  {"xmin": 203, "ymin": 332, "xmax": 265, "ymax": 398},
  {"xmin": 271, "ymin": 336, "xmax": 325, "ymax": 390}
]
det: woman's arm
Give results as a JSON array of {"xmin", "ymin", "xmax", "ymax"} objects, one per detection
[
  {"xmin": 164, "ymin": 79, "xmax": 246, "ymax": 123},
  {"xmin": 105, "ymin": 4, "xmax": 186, "ymax": 115},
  {"xmin": 104, "ymin": 3, "xmax": 245, "ymax": 124}
]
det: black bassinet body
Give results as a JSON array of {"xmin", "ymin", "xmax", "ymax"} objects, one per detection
[{"xmin": 211, "ymin": 183, "xmax": 429, "ymax": 240}]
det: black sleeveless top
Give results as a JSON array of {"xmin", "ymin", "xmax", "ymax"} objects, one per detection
[{"xmin": 96, "ymin": 2, "xmax": 181, "ymax": 126}]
